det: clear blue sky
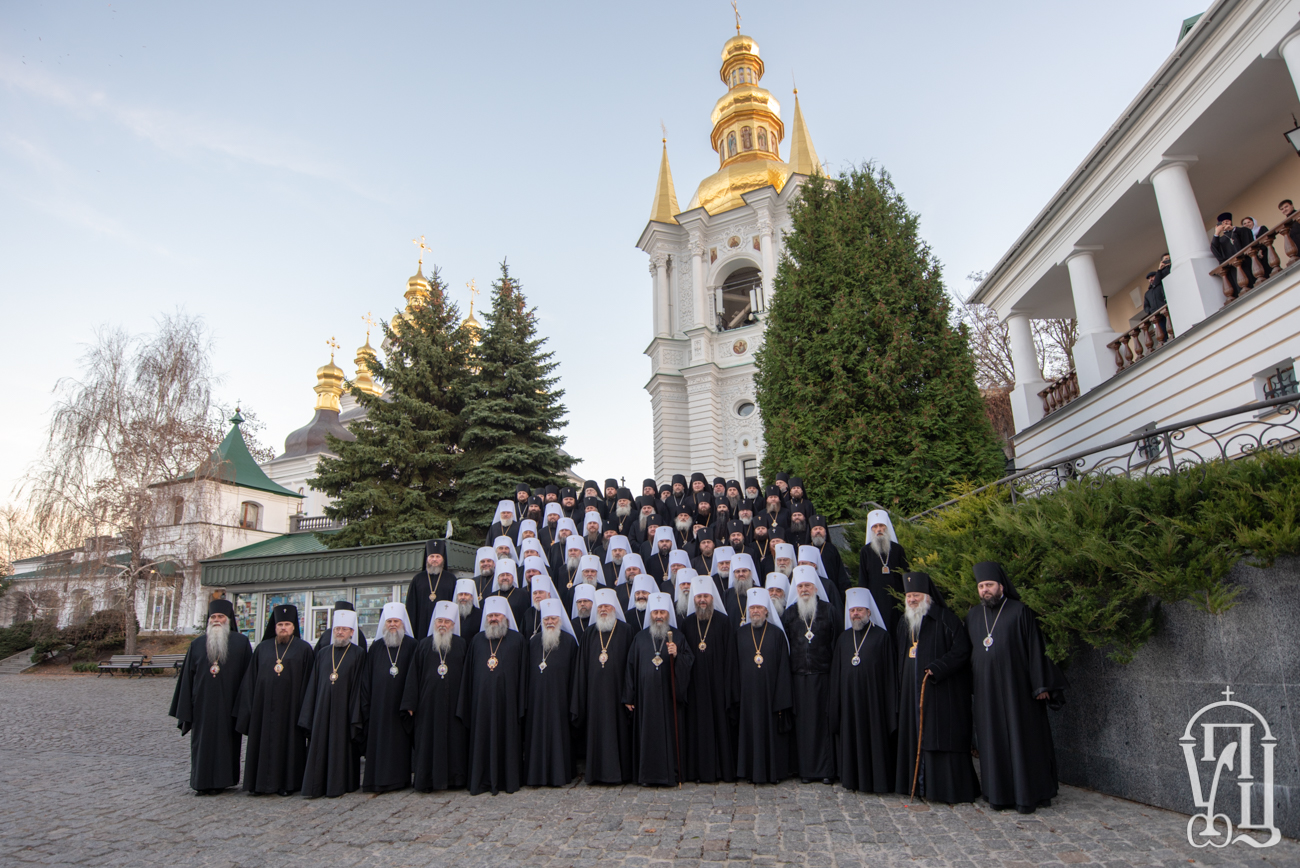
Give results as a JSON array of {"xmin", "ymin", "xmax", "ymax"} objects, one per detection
[{"xmin": 0, "ymin": 1, "xmax": 1203, "ymax": 504}]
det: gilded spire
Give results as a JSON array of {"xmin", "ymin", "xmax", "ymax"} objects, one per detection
[
  {"xmin": 787, "ymin": 90, "xmax": 821, "ymax": 177},
  {"xmin": 314, "ymin": 337, "xmax": 346, "ymax": 412},
  {"xmin": 649, "ymin": 139, "xmax": 680, "ymax": 224},
  {"xmin": 461, "ymin": 279, "xmax": 482, "ymax": 344}
]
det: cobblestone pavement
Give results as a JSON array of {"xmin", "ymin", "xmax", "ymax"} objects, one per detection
[{"xmin": 0, "ymin": 674, "xmax": 1295, "ymax": 868}]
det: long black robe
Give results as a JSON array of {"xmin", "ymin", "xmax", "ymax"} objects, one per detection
[
  {"xmin": 827, "ymin": 625, "xmax": 897, "ymax": 793},
  {"xmin": 406, "ymin": 569, "xmax": 455, "ymax": 641},
  {"xmin": 493, "ymin": 586, "xmax": 531, "ymax": 630},
  {"xmin": 627, "ymin": 606, "xmax": 650, "ymax": 631},
  {"xmin": 400, "ymin": 633, "xmax": 469, "ymax": 791},
  {"xmin": 729, "ymin": 622, "xmax": 792, "ymax": 784},
  {"xmin": 458, "ymin": 604, "xmax": 482, "ymax": 644},
  {"xmin": 235, "ymin": 636, "xmax": 314, "ymax": 794},
  {"xmin": 859, "ymin": 542, "xmax": 909, "ymax": 632},
  {"xmin": 721, "ymin": 585, "xmax": 752, "ymax": 627},
  {"xmin": 748, "ymin": 538, "xmax": 775, "ymax": 577},
  {"xmin": 471, "ymin": 571, "xmax": 495, "ymax": 604},
  {"xmin": 782, "ymin": 599, "xmax": 837, "ymax": 780},
  {"xmin": 523, "ymin": 630, "xmax": 580, "ymax": 786},
  {"xmin": 298, "ymin": 642, "xmax": 366, "ymax": 798},
  {"xmin": 360, "ymin": 635, "xmax": 416, "ymax": 792},
  {"xmin": 621, "ymin": 627, "xmax": 694, "ymax": 786},
  {"xmin": 816, "ymin": 541, "xmax": 850, "ymax": 596},
  {"xmin": 681, "ymin": 610, "xmax": 736, "ymax": 783},
  {"xmin": 895, "ymin": 606, "xmax": 980, "ymax": 804},
  {"xmin": 169, "ymin": 631, "xmax": 253, "ymax": 792},
  {"xmin": 486, "ymin": 520, "xmax": 521, "ymax": 547},
  {"xmin": 571, "ymin": 620, "xmax": 635, "ymax": 784},
  {"xmin": 457, "ymin": 629, "xmax": 529, "ymax": 795},
  {"xmin": 966, "ymin": 600, "xmax": 1068, "ymax": 810}
]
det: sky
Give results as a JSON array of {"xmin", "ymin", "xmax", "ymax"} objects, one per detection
[{"xmin": 0, "ymin": 0, "xmax": 1205, "ymax": 504}]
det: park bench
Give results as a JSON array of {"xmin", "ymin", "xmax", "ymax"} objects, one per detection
[
  {"xmin": 139, "ymin": 654, "xmax": 186, "ymax": 676},
  {"xmin": 97, "ymin": 655, "xmax": 144, "ymax": 677}
]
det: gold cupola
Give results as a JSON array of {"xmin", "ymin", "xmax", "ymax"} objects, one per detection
[
  {"xmin": 314, "ymin": 339, "xmax": 346, "ymax": 412},
  {"xmin": 353, "ymin": 318, "xmax": 383, "ymax": 398}
]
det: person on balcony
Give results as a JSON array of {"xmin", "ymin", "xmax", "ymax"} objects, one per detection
[
  {"xmin": 1241, "ymin": 217, "xmax": 1274, "ymax": 280},
  {"xmin": 1142, "ymin": 271, "xmax": 1169, "ymax": 339},
  {"xmin": 1210, "ymin": 212, "xmax": 1255, "ymax": 296}
]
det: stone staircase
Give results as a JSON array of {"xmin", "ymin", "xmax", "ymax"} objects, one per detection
[{"xmin": 0, "ymin": 650, "xmax": 36, "ymax": 676}]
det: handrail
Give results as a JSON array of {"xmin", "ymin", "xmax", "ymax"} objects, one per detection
[
  {"xmin": 908, "ymin": 392, "xmax": 1300, "ymax": 521},
  {"xmin": 1037, "ymin": 370, "xmax": 1079, "ymax": 416},
  {"xmin": 1209, "ymin": 211, "xmax": 1298, "ymax": 303},
  {"xmin": 1107, "ymin": 305, "xmax": 1174, "ymax": 373}
]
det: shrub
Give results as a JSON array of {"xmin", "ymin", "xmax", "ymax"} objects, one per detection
[
  {"xmin": 70, "ymin": 662, "xmax": 99, "ymax": 673},
  {"xmin": 0, "ymin": 620, "xmax": 39, "ymax": 659}
]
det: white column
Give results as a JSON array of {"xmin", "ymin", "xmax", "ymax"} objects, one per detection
[
  {"xmin": 690, "ymin": 239, "xmax": 707, "ymax": 332},
  {"xmin": 1064, "ymin": 249, "xmax": 1120, "ymax": 394},
  {"xmin": 758, "ymin": 218, "xmax": 776, "ymax": 308},
  {"xmin": 1149, "ymin": 160, "xmax": 1221, "ymax": 328},
  {"xmin": 1007, "ymin": 313, "xmax": 1046, "ymax": 431},
  {"xmin": 651, "ymin": 254, "xmax": 669, "ymax": 337},
  {"xmin": 1279, "ymin": 32, "xmax": 1300, "ymax": 103}
]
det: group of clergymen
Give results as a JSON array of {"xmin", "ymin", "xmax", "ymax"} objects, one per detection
[{"xmin": 170, "ymin": 474, "xmax": 1068, "ymax": 814}]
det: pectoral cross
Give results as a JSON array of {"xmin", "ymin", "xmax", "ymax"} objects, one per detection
[
  {"xmin": 325, "ymin": 336, "xmax": 339, "ymax": 361},
  {"xmin": 412, "ymin": 235, "xmax": 432, "ymax": 268},
  {"xmin": 731, "ymin": 0, "xmax": 741, "ymax": 33}
]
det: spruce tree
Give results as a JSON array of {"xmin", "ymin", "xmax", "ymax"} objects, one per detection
[
  {"xmin": 754, "ymin": 165, "xmax": 1005, "ymax": 520},
  {"xmin": 313, "ymin": 267, "xmax": 473, "ymax": 548},
  {"xmin": 455, "ymin": 261, "xmax": 571, "ymax": 540}
]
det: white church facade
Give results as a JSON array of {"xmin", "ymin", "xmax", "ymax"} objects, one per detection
[{"xmin": 638, "ymin": 31, "xmax": 821, "ymax": 483}]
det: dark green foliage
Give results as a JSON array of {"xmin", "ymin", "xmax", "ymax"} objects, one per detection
[
  {"xmin": 754, "ymin": 166, "xmax": 1005, "ymax": 520},
  {"xmin": 0, "ymin": 620, "xmax": 37, "ymax": 659},
  {"xmin": 26, "ymin": 609, "xmax": 135, "ymax": 663},
  {"xmin": 885, "ymin": 451, "xmax": 1300, "ymax": 664},
  {"xmin": 313, "ymin": 268, "xmax": 474, "ymax": 548},
  {"xmin": 454, "ymin": 262, "xmax": 571, "ymax": 541}
]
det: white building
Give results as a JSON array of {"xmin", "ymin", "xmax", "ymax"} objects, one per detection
[
  {"xmin": 639, "ymin": 30, "xmax": 822, "ymax": 482},
  {"xmin": 975, "ymin": 0, "xmax": 1300, "ymax": 469}
]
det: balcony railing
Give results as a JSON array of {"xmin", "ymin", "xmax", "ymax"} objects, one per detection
[
  {"xmin": 1107, "ymin": 305, "xmax": 1175, "ymax": 373},
  {"xmin": 1037, "ymin": 370, "xmax": 1079, "ymax": 416},
  {"xmin": 1209, "ymin": 210, "xmax": 1299, "ymax": 306},
  {"xmin": 289, "ymin": 514, "xmax": 346, "ymax": 533}
]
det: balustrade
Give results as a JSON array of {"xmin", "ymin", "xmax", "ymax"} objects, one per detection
[
  {"xmin": 1208, "ymin": 210, "xmax": 1299, "ymax": 305},
  {"xmin": 1037, "ymin": 370, "xmax": 1080, "ymax": 416},
  {"xmin": 1107, "ymin": 306, "xmax": 1175, "ymax": 373}
]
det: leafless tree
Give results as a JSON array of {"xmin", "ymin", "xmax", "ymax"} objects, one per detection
[
  {"xmin": 959, "ymin": 271, "xmax": 1078, "ymax": 385},
  {"xmin": 24, "ymin": 314, "xmax": 226, "ymax": 653}
]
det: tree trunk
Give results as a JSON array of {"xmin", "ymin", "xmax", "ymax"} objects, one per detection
[{"xmin": 124, "ymin": 552, "xmax": 140, "ymax": 655}]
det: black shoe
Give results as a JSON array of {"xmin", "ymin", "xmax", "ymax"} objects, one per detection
[
  {"xmin": 800, "ymin": 777, "xmax": 812, "ymax": 784},
  {"xmin": 822, "ymin": 778, "xmax": 833, "ymax": 785},
  {"xmin": 1039, "ymin": 799, "xmax": 1052, "ymax": 808},
  {"xmin": 277, "ymin": 790, "xmax": 291, "ymax": 797},
  {"xmin": 1015, "ymin": 805, "xmax": 1035, "ymax": 815}
]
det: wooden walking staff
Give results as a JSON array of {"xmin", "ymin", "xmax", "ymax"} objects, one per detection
[
  {"xmin": 909, "ymin": 671, "xmax": 931, "ymax": 802},
  {"xmin": 669, "ymin": 629, "xmax": 682, "ymax": 787}
]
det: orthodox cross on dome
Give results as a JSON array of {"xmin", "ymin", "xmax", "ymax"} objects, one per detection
[
  {"xmin": 731, "ymin": 0, "xmax": 741, "ymax": 33},
  {"xmin": 412, "ymin": 235, "xmax": 432, "ymax": 268},
  {"xmin": 361, "ymin": 311, "xmax": 375, "ymax": 340},
  {"xmin": 326, "ymin": 336, "xmax": 339, "ymax": 361},
  {"xmin": 467, "ymin": 278, "xmax": 479, "ymax": 314}
]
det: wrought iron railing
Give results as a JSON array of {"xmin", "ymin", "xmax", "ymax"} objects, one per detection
[{"xmin": 909, "ymin": 393, "xmax": 1300, "ymax": 521}]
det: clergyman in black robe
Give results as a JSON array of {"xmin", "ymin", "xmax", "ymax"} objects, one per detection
[
  {"xmin": 236, "ymin": 604, "xmax": 314, "ymax": 795},
  {"xmin": 491, "ymin": 560, "xmax": 532, "ymax": 630},
  {"xmin": 782, "ymin": 566, "xmax": 837, "ymax": 783},
  {"xmin": 967, "ymin": 561, "xmax": 1068, "ymax": 814},
  {"xmin": 681, "ymin": 576, "xmax": 736, "ymax": 783},
  {"xmin": 169, "ymin": 599, "xmax": 253, "ymax": 794},
  {"xmin": 406, "ymin": 539, "xmax": 455, "ymax": 642},
  {"xmin": 622, "ymin": 592, "xmax": 693, "ymax": 786},
  {"xmin": 827, "ymin": 588, "xmax": 896, "ymax": 793},
  {"xmin": 859, "ymin": 510, "xmax": 908, "ymax": 633},
  {"xmin": 298, "ymin": 609, "xmax": 366, "ymax": 798},
  {"xmin": 730, "ymin": 587, "xmax": 792, "ymax": 784},
  {"xmin": 457, "ymin": 596, "xmax": 529, "ymax": 796},
  {"xmin": 523, "ymin": 598, "xmax": 580, "ymax": 786},
  {"xmin": 571, "ymin": 588, "xmax": 635, "ymax": 784},
  {"xmin": 313, "ymin": 600, "xmax": 368, "ymax": 652},
  {"xmin": 401, "ymin": 601, "xmax": 469, "ymax": 791},
  {"xmin": 360, "ymin": 603, "xmax": 417, "ymax": 793},
  {"xmin": 809, "ymin": 516, "xmax": 849, "ymax": 596},
  {"xmin": 895, "ymin": 572, "xmax": 980, "ymax": 804}
]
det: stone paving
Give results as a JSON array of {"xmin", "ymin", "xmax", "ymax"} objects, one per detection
[{"xmin": 0, "ymin": 674, "xmax": 1295, "ymax": 867}]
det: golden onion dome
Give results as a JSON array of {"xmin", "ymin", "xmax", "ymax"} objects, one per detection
[
  {"xmin": 353, "ymin": 335, "xmax": 383, "ymax": 397},
  {"xmin": 314, "ymin": 349, "xmax": 346, "ymax": 412}
]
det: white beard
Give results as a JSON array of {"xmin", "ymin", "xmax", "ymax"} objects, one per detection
[
  {"xmin": 485, "ymin": 621, "xmax": 508, "ymax": 640},
  {"xmin": 612, "ymin": 554, "xmax": 624, "ymax": 567},
  {"xmin": 676, "ymin": 595, "xmax": 690, "ymax": 618},
  {"xmin": 811, "ymin": 534, "xmax": 826, "ymax": 548},
  {"xmin": 383, "ymin": 627, "xmax": 403, "ymax": 649},
  {"xmin": 458, "ymin": 600, "xmax": 474, "ymax": 619},
  {"xmin": 904, "ymin": 597, "xmax": 931, "ymax": 633},
  {"xmin": 581, "ymin": 574, "xmax": 598, "ymax": 586},
  {"xmin": 740, "ymin": 516, "xmax": 752, "ymax": 526},
  {"xmin": 778, "ymin": 563, "xmax": 793, "ymax": 578},
  {"xmin": 769, "ymin": 593, "xmax": 785, "ymax": 609},
  {"xmin": 639, "ymin": 513, "xmax": 651, "ymax": 531},
  {"xmin": 500, "ymin": 516, "xmax": 513, "ymax": 529},
  {"xmin": 634, "ymin": 599, "xmax": 647, "ymax": 611},
  {"xmin": 616, "ymin": 505, "xmax": 631, "ymax": 518},
  {"xmin": 796, "ymin": 595, "xmax": 818, "ymax": 621},
  {"xmin": 497, "ymin": 581, "xmax": 514, "ymax": 593},
  {"xmin": 206, "ymin": 624, "xmax": 228, "ymax": 665},
  {"xmin": 675, "ymin": 519, "xmax": 691, "ymax": 533},
  {"xmin": 541, "ymin": 624, "xmax": 561, "ymax": 653},
  {"xmin": 595, "ymin": 612, "xmax": 618, "ymax": 633},
  {"xmin": 717, "ymin": 564, "xmax": 730, "ymax": 577},
  {"xmin": 648, "ymin": 621, "xmax": 669, "ymax": 643},
  {"xmin": 433, "ymin": 629, "xmax": 452, "ymax": 655},
  {"xmin": 871, "ymin": 534, "xmax": 891, "ymax": 559}
]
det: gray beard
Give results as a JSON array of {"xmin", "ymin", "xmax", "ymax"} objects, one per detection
[
  {"xmin": 871, "ymin": 534, "xmax": 891, "ymax": 559},
  {"xmin": 333, "ymin": 636, "xmax": 351, "ymax": 648},
  {"xmin": 850, "ymin": 615, "xmax": 868, "ymax": 631},
  {"xmin": 796, "ymin": 595, "xmax": 818, "ymax": 622},
  {"xmin": 811, "ymin": 534, "xmax": 826, "ymax": 547},
  {"xmin": 675, "ymin": 519, "xmax": 691, "ymax": 532},
  {"xmin": 433, "ymin": 629, "xmax": 452, "ymax": 655},
  {"xmin": 616, "ymin": 505, "xmax": 631, "ymax": 518},
  {"xmin": 500, "ymin": 516, "xmax": 513, "ymax": 529},
  {"xmin": 612, "ymin": 554, "xmax": 624, "ymax": 566},
  {"xmin": 581, "ymin": 574, "xmax": 598, "ymax": 586},
  {"xmin": 717, "ymin": 565, "xmax": 730, "ymax": 577},
  {"xmin": 383, "ymin": 628, "xmax": 402, "ymax": 649},
  {"xmin": 904, "ymin": 597, "xmax": 931, "ymax": 633},
  {"xmin": 567, "ymin": 556, "xmax": 581, "ymax": 570},
  {"xmin": 541, "ymin": 625, "xmax": 561, "ymax": 653},
  {"xmin": 485, "ymin": 621, "xmax": 508, "ymax": 640},
  {"xmin": 634, "ymin": 599, "xmax": 647, "ymax": 611},
  {"xmin": 778, "ymin": 563, "xmax": 793, "ymax": 578},
  {"xmin": 740, "ymin": 516, "xmax": 752, "ymax": 526},
  {"xmin": 458, "ymin": 600, "xmax": 474, "ymax": 619},
  {"xmin": 734, "ymin": 577, "xmax": 753, "ymax": 595},
  {"xmin": 696, "ymin": 601, "xmax": 714, "ymax": 620},
  {"xmin": 497, "ymin": 581, "xmax": 514, "ymax": 592},
  {"xmin": 595, "ymin": 612, "xmax": 618, "ymax": 633},
  {"xmin": 648, "ymin": 621, "xmax": 669, "ymax": 643},
  {"xmin": 428, "ymin": 566, "xmax": 442, "ymax": 577},
  {"xmin": 769, "ymin": 594, "xmax": 785, "ymax": 609},
  {"xmin": 577, "ymin": 606, "xmax": 592, "ymax": 620},
  {"xmin": 676, "ymin": 595, "xmax": 690, "ymax": 618},
  {"xmin": 639, "ymin": 513, "xmax": 651, "ymax": 531},
  {"xmin": 748, "ymin": 610, "xmax": 767, "ymax": 628},
  {"xmin": 206, "ymin": 625, "xmax": 228, "ymax": 665},
  {"xmin": 586, "ymin": 532, "xmax": 600, "ymax": 545}
]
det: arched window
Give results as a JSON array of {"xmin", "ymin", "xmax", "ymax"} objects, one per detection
[
  {"xmin": 239, "ymin": 501, "xmax": 262, "ymax": 531},
  {"xmin": 741, "ymin": 127, "xmax": 753, "ymax": 150},
  {"xmin": 716, "ymin": 266, "xmax": 763, "ymax": 330},
  {"xmin": 727, "ymin": 132, "xmax": 737, "ymax": 157},
  {"xmin": 757, "ymin": 128, "xmax": 768, "ymax": 151}
]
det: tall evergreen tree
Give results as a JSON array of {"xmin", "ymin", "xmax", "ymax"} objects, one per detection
[
  {"xmin": 754, "ymin": 166, "xmax": 1005, "ymax": 519},
  {"xmin": 455, "ymin": 261, "xmax": 571, "ymax": 540},
  {"xmin": 313, "ymin": 267, "xmax": 473, "ymax": 548}
]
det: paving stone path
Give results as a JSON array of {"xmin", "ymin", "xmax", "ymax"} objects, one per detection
[{"xmin": 0, "ymin": 674, "xmax": 1294, "ymax": 867}]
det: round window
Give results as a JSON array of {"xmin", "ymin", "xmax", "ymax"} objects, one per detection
[{"xmin": 736, "ymin": 402, "xmax": 756, "ymax": 417}]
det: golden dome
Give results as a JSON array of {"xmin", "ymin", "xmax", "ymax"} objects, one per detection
[
  {"xmin": 314, "ymin": 347, "xmax": 346, "ymax": 412},
  {"xmin": 405, "ymin": 268, "xmax": 430, "ymax": 307},
  {"xmin": 353, "ymin": 335, "xmax": 383, "ymax": 398}
]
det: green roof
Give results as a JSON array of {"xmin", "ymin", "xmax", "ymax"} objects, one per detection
[
  {"xmin": 200, "ymin": 536, "xmax": 477, "ymax": 587},
  {"xmin": 1178, "ymin": 13, "xmax": 1203, "ymax": 44},
  {"xmin": 215, "ymin": 532, "xmax": 335, "ymax": 559},
  {"xmin": 184, "ymin": 413, "xmax": 302, "ymax": 498}
]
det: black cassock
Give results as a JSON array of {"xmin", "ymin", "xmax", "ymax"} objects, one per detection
[
  {"xmin": 406, "ymin": 570, "xmax": 455, "ymax": 641},
  {"xmin": 681, "ymin": 610, "xmax": 736, "ymax": 783},
  {"xmin": 170, "ymin": 631, "xmax": 253, "ymax": 792},
  {"xmin": 298, "ymin": 642, "xmax": 366, "ymax": 798},
  {"xmin": 895, "ymin": 607, "xmax": 980, "ymax": 803},
  {"xmin": 458, "ymin": 605, "xmax": 482, "ymax": 644},
  {"xmin": 493, "ymin": 587, "xmax": 532, "ymax": 630},
  {"xmin": 782, "ymin": 599, "xmax": 837, "ymax": 780},
  {"xmin": 627, "ymin": 606, "xmax": 650, "ymax": 631},
  {"xmin": 827, "ymin": 625, "xmax": 896, "ymax": 793},
  {"xmin": 235, "ymin": 636, "xmax": 314, "ymax": 794},
  {"xmin": 457, "ymin": 629, "xmax": 529, "ymax": 795},
  {"xmin": 816, "ymin": 542, "xmax": 849, "ymax": 596},
  {"xmin": 858, "ymin": 542, "xmax": 909, "ymax": 632},
  {"xmin": 721, "ymin": 586, "xmax": 751, "ymax": 628},
  {"xmin": 966, "ymin": 600, "xmax": 1068, "ymax": 811},
  {"xmin": 729, "ymin": 622, "xmax": 792, "ymax": 784},
  {"xmin": 401, "ymin": 634, "xmax": 469, "ymax": 791},
  {"xmin": 523, "ymin": 631, "xmax": 580, "ymax": 786},
  {"xmin": 572, "ymin": 621, "xmax": 635, "ymax": 784},
  {"xmin": 360, "ymin": 636, "xmax": 416, "ymax": 792},
  {"xmin": 621, "ymin": 627, "xmax": 693, "ymax": 786}
]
